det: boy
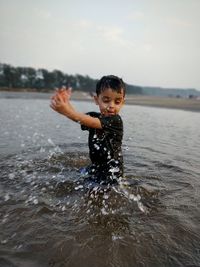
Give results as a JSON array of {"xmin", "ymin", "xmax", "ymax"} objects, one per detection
[{"xmin": 50, "ymin": 75, "xmax": 126, "ymax": 184}]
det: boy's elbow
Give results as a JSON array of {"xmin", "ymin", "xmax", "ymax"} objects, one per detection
[{"xmin": 85, "ymin": 117, "xmax": 102, "ymax": 129}]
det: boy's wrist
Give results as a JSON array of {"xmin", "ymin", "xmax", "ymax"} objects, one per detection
[{"xmin": 65, "ymin": 109, "xmax": 80, "ymax": 122}]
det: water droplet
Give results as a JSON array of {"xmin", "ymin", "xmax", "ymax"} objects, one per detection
[
  {"xmin": 1, "ymin": 239, "xmax": 8, "ymax": 244},
  {"xmin": 75, "ymin": 185, "xmax": 84, "ymax": 190},
  {"xmin": 9, "ymin": 173, "xmax": 15, "ymax": 180},
  {"xmin": 101, "ymin": 207, "xmax": 108, "ymax": 215},
  {"xmin": 94, "ymin": 144, "xmax": 100, "ymax": 150},
  {"xmin": 48, "ymin": 138, "xmax": 55, "ymax": 146},
  {"xmin": 61, "ymin": 206, "xmax": 66, "ymax": 211},
  {"xmin": 33, "ymin": 199, "xmax": 39, "ymax": 205},
  {"xmin": 4, "ymin": 194, "xmax": 10, "ymax": 201}
]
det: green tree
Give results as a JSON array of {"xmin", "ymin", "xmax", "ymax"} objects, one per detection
[
  {"xmin": 52, "ymin": 70, "xmax": 65, "ymax": 88},
  {"xmin": 4, "ymin": 64, "xmax": 21, "ymax": 88}
]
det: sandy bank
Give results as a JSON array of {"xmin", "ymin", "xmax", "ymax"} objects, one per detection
[
  {"xmin": 125, "ymin": 95, "xmax": 200, "ymax": 112},
  {"xmin": 0, "ymin": 89, "xmax": 200, "ymax": 112}
]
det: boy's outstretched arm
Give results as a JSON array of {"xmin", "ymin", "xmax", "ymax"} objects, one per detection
[{"xmin": 50, "ymin": 91, "xmax": 102, "ymax": 129}]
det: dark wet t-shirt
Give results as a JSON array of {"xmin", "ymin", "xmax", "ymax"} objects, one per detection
[{"xmin": 81, "ymin": 112, "xmax": 123, "ymax": 182}]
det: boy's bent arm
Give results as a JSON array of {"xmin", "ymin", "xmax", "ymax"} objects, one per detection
[
  {"xmin": 70, "ymin": 111, "xmax": 102, "ymax": 129},
  {"xmin": 50, "ymin": 94, "xmax": 102, "ymax": 129}
]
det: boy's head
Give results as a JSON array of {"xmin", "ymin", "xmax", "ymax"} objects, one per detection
[
  {"xmin": 94, "ymin": 75, "xmax": 126, "ymax": 116},
  {"xmin": 96, "ymin": 75, "xmax": 126, "ymax": 97}
]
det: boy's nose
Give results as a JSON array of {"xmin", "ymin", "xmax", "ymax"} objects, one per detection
[{"xmin": 109, "ymin": 101, "xmax": 115, "ymax": 108}]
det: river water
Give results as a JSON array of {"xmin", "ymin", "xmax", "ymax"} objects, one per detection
[{"xmin": 0, "ymin": 95, "xmax": 200, "ymax": 267}]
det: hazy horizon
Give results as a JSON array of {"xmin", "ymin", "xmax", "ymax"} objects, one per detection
[{"xmin": 0, "ymin": 0, "xmax": 200, "ymax": 90}]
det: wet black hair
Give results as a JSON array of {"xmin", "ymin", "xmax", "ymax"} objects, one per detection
[{"xmin": 96, "ymin": 75, "xmax": 126, "ymax": 97}]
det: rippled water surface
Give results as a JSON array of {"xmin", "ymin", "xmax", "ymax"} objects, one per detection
[{"xmin": 0, "ymin": 96, "xmax": 200, "ymax": 267}]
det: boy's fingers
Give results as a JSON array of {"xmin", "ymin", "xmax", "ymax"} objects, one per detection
[
  {"xmin": 58, "ymin": 87, "xmax": 66, "ymax": 92},
  {"xmin": 66, "ymin": 87, "xmax": 72, "ymax": 92},
  {"xmin": 50, "ymin": 89, "xmax": 68, "ymax": 109},
  {"xmin": 51, "ymin": 95, "xmax": 56, "ymax": 100},
  {"xmin": 51, "ymin": 99, "xmax": 56, "ymax": 106},
  {"xmin": 56, "ymin": 94, "xmax": 62, "ymax": 102},
  {"xmin": 50, "ymin": 103, "xmax": 56, "ymax": 110},
  {"xmin": 51, "ymin": 96, "xmax": 62, "ymax": 106}
]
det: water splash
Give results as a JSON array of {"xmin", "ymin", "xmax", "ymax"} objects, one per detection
[{"xmin": 115, "ymin": 180, "xmax": 149, "ymax": 214}]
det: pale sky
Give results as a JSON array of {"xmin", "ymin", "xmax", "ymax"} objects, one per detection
[{"xmin": 0, "ymin": 0, "xmax": 200, "ymax": 90}]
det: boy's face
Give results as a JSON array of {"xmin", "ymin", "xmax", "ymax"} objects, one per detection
[{"xmin": 94, "ymin": 88, "xmax": 125, "ymax": 116}]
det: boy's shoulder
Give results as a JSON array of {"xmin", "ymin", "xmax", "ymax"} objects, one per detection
[
  {"xmin": 101, "ymin": 114, "xmax": 122, "ymax": 122},
  {"xmin": 81, "ymin": 112, "xmax": 100, "ymax": 131},
  {"xmin": 100, "ymin": 114, "xmax": 123, "ymax": 133},
  {"xmin": 81, "ymin": 112, "xmax": 123, "ymax": 132}
]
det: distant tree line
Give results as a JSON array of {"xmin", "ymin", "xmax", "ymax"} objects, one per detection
[{"xmin": 0, "ymin": 63, "xmax": 143, "ymax": 94}]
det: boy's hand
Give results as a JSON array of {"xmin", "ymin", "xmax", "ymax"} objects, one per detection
[
  {"xmin": 50, "ymin": 93, "xmax": 69, "ymax": 115},
  {"xmin": 57, "ymin": 86, "xmax": 72, "ymax": 102},
  {"xmin": 50, "ymin": 88, "xmax": 102, "ymax": 128},
  {"xmin": 50, "ymin": 88, "xmax": 74, "ymax": 116}
]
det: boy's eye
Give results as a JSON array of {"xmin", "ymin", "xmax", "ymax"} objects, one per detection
[{"xmin": 101, "ymin": 97, "xmax": 123, "ymax": 104}]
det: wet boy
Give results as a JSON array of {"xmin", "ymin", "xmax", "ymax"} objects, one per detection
[{"xmin": 50, "ymin": 75, "xmax": 126, "ymax": 184}]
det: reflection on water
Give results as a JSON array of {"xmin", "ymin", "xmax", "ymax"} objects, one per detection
[{"xmin": 0, "ymin": 97, "xmax": 200, "ymax": 267}]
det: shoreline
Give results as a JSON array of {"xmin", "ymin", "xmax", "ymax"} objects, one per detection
[
  {"xmin": 0, "ymin": 89, "xmax": 200, "ymax": 112},
  {"xmin": 125, "ymin": 95, "xmax": 200, "ymax": 112}
]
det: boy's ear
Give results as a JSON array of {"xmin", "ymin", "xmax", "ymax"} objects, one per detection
[{"xmin": 93, "ymin": 95, "xmax": 99, "ymax": 105}]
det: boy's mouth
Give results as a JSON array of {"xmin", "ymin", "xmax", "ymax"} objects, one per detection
[
  {"xmin": 107, "ymin": 111, "xmax": 115, "ymax": 115},
  {"xmin": 104, "ymin": 107, "xmax": 116, "ymax": 115}
]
